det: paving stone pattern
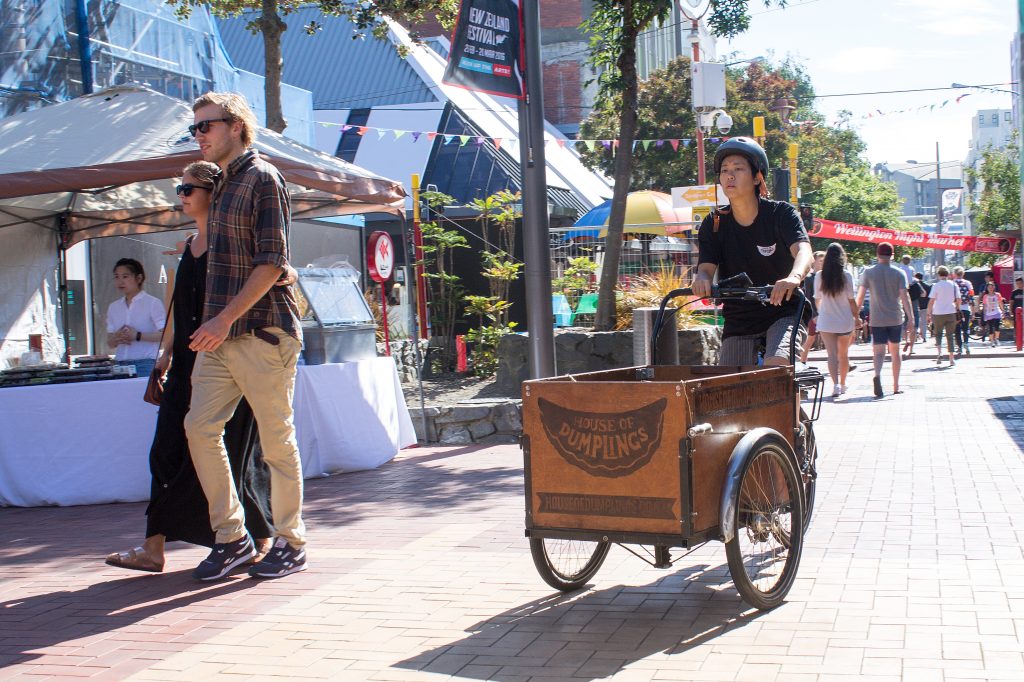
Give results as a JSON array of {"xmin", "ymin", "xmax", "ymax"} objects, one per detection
[{"xmin": 2, "ymin": 347, "xmax": 1024, "ymax": 680}]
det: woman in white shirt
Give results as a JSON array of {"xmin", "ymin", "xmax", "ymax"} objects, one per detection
[
  {"xmin": 105, "ymin": 258, "xmax": 165, "ymax": 377},
  {"xmin": 814, "ymin": 243, "xmax": 861, "ymax": 398},
  {"xmin": 926, "ymin": 265, "xmax": 961, "ymax": 366}
]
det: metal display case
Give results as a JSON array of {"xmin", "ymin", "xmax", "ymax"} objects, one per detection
[{"xmin": 295, "ymin": 263, "xmax": 377, "ymax": 365}]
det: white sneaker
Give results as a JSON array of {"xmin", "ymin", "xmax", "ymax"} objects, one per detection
[
  {"xmin": 832, "ymin": 385, "xmax": 841, "ymax": 398},
  {"xmin": 839, "ymin": 384, "xmax": 847, "ymax": 395}
]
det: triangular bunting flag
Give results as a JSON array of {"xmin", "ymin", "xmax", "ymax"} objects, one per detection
[
  {"xmin": 655, "ymin": 139, "xmax": 665, "ymax": 148},
  {"xmin": 393, "ymin": 130, "xmax": 407, "ymax": 140},
  {"xmin": 601, "ymin": 140, "xmax": 611, "ymax": 150},
  {"xmin": 427, "ymin": 132, "xmax": 438, "ymax": 140},
  {"xmin": 411, "ymin": 131, "xmax": 421, "ymax": 142},
  {"xmin": 356, "ymin": 126, "xmax": 368, "ymax": 136},
  {"xmin": 474, "ymin": 136, "xmax": 484, "ymax": 145},
  {"xmin": 459, "ymin": 135, "xmax": 470, "ymax": 146},
  {"xmin": 493, "ymin": 138, "xmax": 502, "ymax": 150},
  {"xmin": 376, "ymin": 129, "xmax": 387, "ymax": 140},
  {"xmin": 444, "ymin": 134, "xmax": 455, "ymax": 144},
  {"xmin": 341, "ymin": 124, "xmax": 352, "ymax": 132},
  {"xmin": 670, "ymin": 139, "xmax": 679, "ymax": 151},
  {"xmin": 557, "ymin": 139, "xmax": 566, "ymax": 148},
  {"xmin": 642, "ymin": 140, "xmax": 652, "ymax": 150},
  {"xmin": 632, "ymin": 141, "xmax": 639, "ymax": 151},
  {"xmin": 586, "ymin": 140, "xmax": 597, "ymax": 151}
]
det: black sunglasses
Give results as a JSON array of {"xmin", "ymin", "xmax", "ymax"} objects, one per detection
[
  {"xmin": 188, "ymin": 117, "xmax": 231, "ymax": 137},
  {"xmin": 176, "ymin": 183, "xmax": 213, "ymax": 197}
]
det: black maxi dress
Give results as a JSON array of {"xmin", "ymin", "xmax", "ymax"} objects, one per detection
[{"xmin": 144, "ymin": 238, "xmax": 273, "ymax": 545}]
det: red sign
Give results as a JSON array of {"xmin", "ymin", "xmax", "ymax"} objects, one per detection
[
  {"xmin": 809, "ymin": 219, "xmax": 1017, "ymax": 255},
  {"xmin": 367, "ymin": 231, "xmax": 394, "ymax": 283}
]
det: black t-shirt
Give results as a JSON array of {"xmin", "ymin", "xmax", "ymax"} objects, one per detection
[
  {"xmin": 697, "ymin": 199, "xmax": 810, "ymax": 337},
  {"xmin": 917, "ymin": 281, "xmax": 931, "ymax": 309},
  {"xmin": 907, "ymin": 279, "xmax": 923, "ymax": 302},
  {"xmin": 1012, "ymin": 288, "xmax": 1023, "ymax": 313}
]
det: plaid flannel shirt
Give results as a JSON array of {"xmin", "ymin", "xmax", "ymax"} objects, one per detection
[{"xmin": 203, "ymin": 150, "xmax": 302, "ymax": 342}]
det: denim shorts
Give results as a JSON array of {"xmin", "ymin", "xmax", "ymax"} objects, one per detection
[{"xmin": 870, "ymin": 324, "xmax": 902, "ymax": 345}]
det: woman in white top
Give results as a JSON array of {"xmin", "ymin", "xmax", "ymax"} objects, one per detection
[
  {"xmin": 926, "ymin": 265, "xmax": 961, "ymax": 366},
  {"xmin": 813, "ymin": 242, "xmax": 861, "ymax": 398},
  {"xmin": 980, "ymin": 282, "xmax": 1005, "ymax": 347},
  {"xmin": 105, "ymin": 258, "xmax": 165, "ymax": 377}
]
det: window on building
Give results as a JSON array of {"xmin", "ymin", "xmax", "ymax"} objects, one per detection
[
  {"xmin": 979, "ymin": 113, "xmax": 985, "ymax": 125},
  {"xmin": 992, "ymin": 113, "xmax": 999, "ymax": 124},
  {"xmin": 335, "ymin": 109, "xmax": 370, "ymax": 163},
  {"xmin": 1006, "ymin": 111, "xmax": 1012, "ymax": 121}
]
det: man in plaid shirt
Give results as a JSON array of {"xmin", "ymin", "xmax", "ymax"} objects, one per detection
[{"xmin": 183, "ymin": 92, "xmax": 307, "ymax": 581}]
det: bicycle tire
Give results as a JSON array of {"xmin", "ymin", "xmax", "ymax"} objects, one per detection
[{"xmin": 530, "ymin": 537, "xmax": 610, "ymax": 591}]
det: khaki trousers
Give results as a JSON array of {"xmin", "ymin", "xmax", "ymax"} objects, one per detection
[{"xmin": 185, "ymin": 327, "xmax": 306, "ymax": 548}]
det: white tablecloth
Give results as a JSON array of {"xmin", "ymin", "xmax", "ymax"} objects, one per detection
[{"xmin": 0, "ymin": 358, "xmax": 416, "ymax": 506}]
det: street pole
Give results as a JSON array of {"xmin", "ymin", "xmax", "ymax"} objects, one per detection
[
  {"xmin": 935, "ymin": 142, "xmax": 944, "ymax": 268},
  {"xmin": 1018, "ymin": 0, "xmax": 1024, "ymax": 274},
  {"xmin": 691, "ymin": 20, "xmax": 706, "ymax": 185},
  {"xmin": 517, "ymin": 0, "xmax": 555, "ymax": 379}
]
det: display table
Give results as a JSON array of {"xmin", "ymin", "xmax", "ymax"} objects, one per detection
[{"xmin": 0, "ymin": 357, "xmax": 416, "ymax": 507}]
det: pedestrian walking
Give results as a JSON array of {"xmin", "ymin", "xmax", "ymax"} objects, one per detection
[
  {"xmin": 903, "ymin": 269, "xmax": 926, "ymax": 358},
  {"xmin": 980, "ymin": 282, "xmax": 1005, "ymax": 347},
  {"xmin": 927, "ymin": 265, "xmax": 961, "ymax": 366},
  {"xmin": 952, "ymin": 266, "xmax": 975, "ymax": 356},
  {"xmin": 813, "ymin": 243, "xmax": 860, "ymax": 398},
  {"xmin": 799, "ymin": 250, "xmax": 825, "ymax": 364},
  {"xmin": 856, "ymin": 242, "xmax": 914, "ymax": 398},
  {"xmin": 914, "ymin": 272, "xmax": 930, "ymax": 343},
  {"xmin": 183, "ymin": 92, "xmax": 308, "ymax": 581}
]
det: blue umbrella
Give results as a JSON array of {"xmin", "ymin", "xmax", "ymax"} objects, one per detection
[{"xmin": 564, "ymin": 199, "xmax": 611, "ymax": 239}]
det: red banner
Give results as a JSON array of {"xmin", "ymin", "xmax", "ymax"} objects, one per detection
[{"xmin": 809, "ymin": 219, "xmax": 1017, "ymax": 255}]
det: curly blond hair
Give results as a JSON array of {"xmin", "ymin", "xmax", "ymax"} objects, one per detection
[
  {"xmin": 192, "ymin": 92, "xmax": 258, "ymax": 148},
  {"xmin": 182, "ymin": 160, "xmax": 220, "ymax": 187}
]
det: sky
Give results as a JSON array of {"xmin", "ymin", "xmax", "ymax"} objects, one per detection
[{"xmin": 718, "ymin": 0, "xmax": 1016, "ymax": 168}]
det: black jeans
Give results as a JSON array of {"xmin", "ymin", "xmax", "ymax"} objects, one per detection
[{"xmin": 955, "ymin": 310, "xmax": 971, "ymax": 349}]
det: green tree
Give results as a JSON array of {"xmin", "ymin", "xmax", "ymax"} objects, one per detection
[
  {"xmin": 814, "ymin": 166, "xmax": 921, "ymax": 265},
  {"xmin": 418, "ymin": 190, "xmax": 467, "ymax": 370},
  {"xmin": 168, "ymin": 0, "xmax": 457, "ymax": 133},
  {"xmin": 965, "ymin": 138, "xmax": 1020, "ymax": 236},
  {"xmin": 578, "ymin": 56, "xmax": 866, "ymax": 200},
  {"xmin": 583, "ymin": 0, "xmax": 789, "ymax": 330}
]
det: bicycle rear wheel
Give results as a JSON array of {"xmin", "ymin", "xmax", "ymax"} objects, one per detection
[{"xmin": 530, "ymin": 537, "xmax": 610, "ymax": 591}]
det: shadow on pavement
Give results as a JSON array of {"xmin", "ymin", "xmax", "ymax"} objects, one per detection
[
  {"xmin": 0, "ymin": 573, "xmax": 254, "ymax": 667},
  {"xmin": 989, "ymin": 394, "xmax": 1024, "ymax": 449},
  {"xmin": 0, "ymin": 446, "xmax": 523, "ymax": 568},
  {"xmin": 394, "ymin": 562, "xmax": 767, "ymax": 680}
]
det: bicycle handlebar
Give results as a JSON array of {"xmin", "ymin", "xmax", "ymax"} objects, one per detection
[{"xmin": 650, "ymin": 275, "xmax": 808, "ymax": 366}]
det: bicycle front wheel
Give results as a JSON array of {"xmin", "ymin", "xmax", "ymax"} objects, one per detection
[{"xmin": 724, "ymin": 438, "xmax": 804, "ymax": 610}]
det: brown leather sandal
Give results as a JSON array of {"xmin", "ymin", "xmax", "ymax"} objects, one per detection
[{"xmin": 105, "ymin": 547, "xmax": 164, "ymax": 573}]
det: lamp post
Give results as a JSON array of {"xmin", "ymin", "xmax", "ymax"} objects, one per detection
[{"xmin": 678, "ymin": 0, "xmax": 712, "ymax": 184}]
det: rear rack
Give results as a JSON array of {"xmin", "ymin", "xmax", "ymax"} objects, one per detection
[{"xmin": 796, "ymin": 367, "xmax": 825, "ymax": 421}]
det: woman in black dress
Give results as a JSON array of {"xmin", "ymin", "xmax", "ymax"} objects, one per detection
[{"xmin": 106, "ymin": 161, "xmax": 274, "ymax": 572}]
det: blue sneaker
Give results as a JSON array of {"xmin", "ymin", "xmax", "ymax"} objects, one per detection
[
  {"xmin": 192, "ymin": 535, "xmax": 255, "ymax": 581},
  {"xmin": 248, "ymin": 538, "xmax": 307, "ymax": 579}
]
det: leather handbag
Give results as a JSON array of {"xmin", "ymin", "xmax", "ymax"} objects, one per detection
[
  {"xmin": 143, "ymin": 366, "xmax": 165, "ymax": 406},
  {"xmin": 143, "ymin": 299, "xmax": 173, "ymax": 406}
]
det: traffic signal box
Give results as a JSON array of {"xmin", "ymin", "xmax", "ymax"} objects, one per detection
[{"xmin": 799, "ymin": 205, "xmax": 814, "ymax": 234}]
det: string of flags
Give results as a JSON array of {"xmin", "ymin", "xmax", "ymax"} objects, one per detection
[
  {"xmin": 315, "ymin": 119, "xmax": 727, "ymax": 152},
  {"xmin": 318, "ymin": 85, "xmax": 1004, "ymax": 148}
]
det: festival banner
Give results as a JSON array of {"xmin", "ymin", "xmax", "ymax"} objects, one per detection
[
  {"xmin": 443, "ymin": 0, "xmax": 524, "ymax": 98},
  {"xmin": 809, "ymin": 219, "xmax": 1017, "ymax": 255}
]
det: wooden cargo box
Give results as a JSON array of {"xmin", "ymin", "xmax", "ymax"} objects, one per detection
[{"xmin": 522, "ymin": 365, "xmax": 796, "ymax": 543}]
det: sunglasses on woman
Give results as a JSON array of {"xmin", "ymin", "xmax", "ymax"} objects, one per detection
[
  {"xmin": 187, "ymin": 117, "xmax": 231, "ymax": 137},
  {"xmin": 176, "ymin": 184, "xmax": 213, "ymax": 197}
]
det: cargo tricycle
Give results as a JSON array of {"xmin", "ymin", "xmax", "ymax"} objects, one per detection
[{"xmin": 521, "ymin": 276, "xmax": 823, "ymax": 610}]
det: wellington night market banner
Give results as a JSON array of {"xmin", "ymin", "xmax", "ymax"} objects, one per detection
[
  {"xmin": 443, "ymin": 0, "xmax": 524, "ymax": 98},
  {"xmin": 809, "ymin": 219, "xmax": 1017, "ymax": 255}
]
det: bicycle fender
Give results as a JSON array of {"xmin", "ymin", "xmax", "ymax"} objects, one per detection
[{"xmin": 719, "ymin": 428, "xmax": 796, "ymax": 544}]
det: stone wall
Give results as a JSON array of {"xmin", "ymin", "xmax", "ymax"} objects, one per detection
[
  {"xmin": 408, "ymin": 400, "xmax": 522, "ymax": 445},
  {"xmin": 381, "ymin": 339, "xmax": 430, "ymax": 383},
  {"xmin": 496, "ymin": 326, "xmax": 721, "ymax": 391}
]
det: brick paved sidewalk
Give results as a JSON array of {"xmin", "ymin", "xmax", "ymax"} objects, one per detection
[{"xmin": 2, "ymin": 352, "xmax": 1024, "ymax": 681}]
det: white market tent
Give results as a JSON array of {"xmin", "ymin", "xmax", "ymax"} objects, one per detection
[{"xmin": 0, "ymin": 85, "xmax": 406, "ymax": 362}]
